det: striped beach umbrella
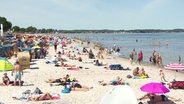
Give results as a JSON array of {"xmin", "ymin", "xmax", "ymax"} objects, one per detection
[
  {"xmin": 164, "ymin": 63, "xmax": 184, "ymax": 71},
  {"xmin": 164, "ymin": 63, "xmax": 184, "ymax": 79}
]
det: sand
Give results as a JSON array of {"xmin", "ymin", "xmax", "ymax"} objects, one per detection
[{"xmin": 0, "ymin": 39, "xmax": 184, "ymax": 104}]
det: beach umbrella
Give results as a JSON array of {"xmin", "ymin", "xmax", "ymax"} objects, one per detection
[
  {"xmin": 164, "ymin": 63, "xmax": 184, "ymax": 79},
  {"xmin": 0, "ymin": 57, "xmax": 13, "ymax": 71},
  {"xmin": 164, "ymin": 63, "xmax": 184, "ymax": 70},
  {"xmin": 31, "ymin": 45, "xmax": 40, "ymax": 49},
  {"xmin": 140, "ymin": 82, "xmax": 170, "ymax": 94},
  {"xmin": 100, "ymin": 85, "xmax": 138, "ymax": 104}
]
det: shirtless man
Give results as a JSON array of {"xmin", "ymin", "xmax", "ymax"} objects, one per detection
[{"xmin": 11, "ymin": 61, "xmax": 23, "ymax": 86}]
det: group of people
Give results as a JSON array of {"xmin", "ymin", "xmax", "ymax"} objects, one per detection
[
  {"xmin": 129, "ymin": 49, "xmax": 164, "ymax": 67},
  {"xmin": 149, "ymin": 50, "xmax": 162, "ymax": 67},
  {"xmin": 1, "ymin": 61, "xmax": 23, "ymax": 86},
  {"xmin": 129, "ymin": 49, "xmax": 143, "ymax": 65},
  {"xmin": 133, "ymin": 67, "xmax": 149, "ymax": 79}
]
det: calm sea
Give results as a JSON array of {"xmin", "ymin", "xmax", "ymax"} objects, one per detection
[{"xmin": 65, "ymin": 33, "xmax": 184, "ymax": 66}]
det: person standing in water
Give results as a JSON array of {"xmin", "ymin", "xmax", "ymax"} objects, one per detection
[{"xmin": 178, "ymin": 55, "xmax": 181, "ymax": 64}]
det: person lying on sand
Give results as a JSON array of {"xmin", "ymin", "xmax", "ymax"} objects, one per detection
[
  {"xmin": 93, "ymin": 60, "xmax": 107, "ymax": 66},
  {"xmin": 45, "ymin": 78, "xmax": 64, "ymax": 83},
  {"xmin": 13, "ymin": 87, "xmax": 54, "ymax": 101},
  {"xmin": 138, "ymin": 93, "xmax": 182, "ymax": 104},
  {"xmin": 98, "ymin": 76, "xmax": 124, "ymax": 86},
  {"xmin": 70, "ymin": 82, "xmax": 93, "ymax": 91},
  {"xmin": 57, "ymin": 55, "xmax": 67, "ymax": 62},
  {"xmin": 45, "ymin": 74, "xmax": 76, "ymax": 85},
  {"xmin": 69, "ymin": 56, "xmax": 82, "ymax": 62},
  {"xmin": 55, "ymin": 62, "xmax": 76, "ymax": 67},
  {"xmin": 28, "ymin": 92, "xmax": 53, "ymax": 101}
]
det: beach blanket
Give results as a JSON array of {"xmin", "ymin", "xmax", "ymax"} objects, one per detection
[
  {"xmin": 109, "ymin": 64, "xmax": 122, "ymax": 70},
  {"xmin": 170, "ymin": 81, "xmax": 184, "ymax": 89}
]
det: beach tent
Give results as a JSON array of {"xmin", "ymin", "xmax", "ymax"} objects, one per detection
[
  {"xmin": 100, "ymin": 85, "xmax": 137, "ymax": 104},
  {"xmin": 0, "ymin": 57, "xmax": 13, "ymax": 71}
]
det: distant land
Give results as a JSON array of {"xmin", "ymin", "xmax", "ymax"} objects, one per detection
[{"xmin": 56, "ymin": 29, "xmax": 184, "ymax": 34}]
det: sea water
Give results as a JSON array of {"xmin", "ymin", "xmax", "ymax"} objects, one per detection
[{"xmin": 66, "ymin": 33, "xmax": 184, "ymax": 66}]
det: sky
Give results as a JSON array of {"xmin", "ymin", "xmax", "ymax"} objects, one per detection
[{"xmin": 0, "ymin": 0, "xmax": 184, "ymax": 30}]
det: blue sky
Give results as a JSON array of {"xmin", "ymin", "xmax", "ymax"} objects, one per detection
[{"xmin": 0, "ymin": 0, "xmax": 184, "ymax": 30}]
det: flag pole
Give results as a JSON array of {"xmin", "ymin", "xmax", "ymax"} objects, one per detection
[{"xmin": 0, "ymin": 24, "xmax": 3, "ymax": 37}]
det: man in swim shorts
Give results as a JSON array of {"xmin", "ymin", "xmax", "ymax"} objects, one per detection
[{"xmin": 12, "ymin": 61, "xmax": 23, "ymax": 86}]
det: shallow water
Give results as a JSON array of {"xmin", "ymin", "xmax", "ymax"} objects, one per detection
[{"xmin": 65, "ymin": 33, "xmax": 184, "ymax": 66}]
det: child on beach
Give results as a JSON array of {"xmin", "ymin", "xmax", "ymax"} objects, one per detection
[{"xmin": 159, "ymin": 70, "xmax": 167, "ymax": 82}]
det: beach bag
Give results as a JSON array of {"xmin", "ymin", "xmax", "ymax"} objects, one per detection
[
  {"xmin": 126, "ymin": 75, "xmax": 132, "ymax": 78},
  {"xmin": 61, "ymin": 88, "xmax": 70, "ymax": 93},
  {"xmin": 33, "ymin": 87, "xmax": 43, "ymax": 94}
]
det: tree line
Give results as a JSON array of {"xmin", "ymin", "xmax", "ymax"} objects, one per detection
[{"xmin": 1, "ymin": 16, "xmax": 184, "ymax": 34}]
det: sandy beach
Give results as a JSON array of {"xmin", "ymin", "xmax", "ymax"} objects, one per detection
[{"xmin": 0, "ymin": 38, "xmax": 184, "ymax": 104}]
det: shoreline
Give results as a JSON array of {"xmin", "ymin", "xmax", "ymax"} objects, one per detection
[
  {"xmin": 66, "ymin": 33, "xmax": 184, "ymax": 66},
  {"xmin": 73, "ymin": 37, "xmax": 184, "ymax": 74}
]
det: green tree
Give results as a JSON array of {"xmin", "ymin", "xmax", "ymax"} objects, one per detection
[
  {"xmin": 26, "ymin": 26, "xmax": 37, "ymax": 33},
  {"xmin": 12, "ymin": 26, "xmax": 20, "ymax": 32},
  {"xmin": 19, "ymin": 28, "xmax": 25, "ymax": 33},
  {"xmin": 0, "ymin": 16, "xmax": 12, "ymax": 32}
]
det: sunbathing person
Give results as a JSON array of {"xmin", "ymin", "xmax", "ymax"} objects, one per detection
[
  {"xmin": 69, "ymin": 56, "xmax": 82, "ymax": 62},
  {"xmin": 28, "ymin": 92, "xmax": 53, "ymax": 101},
  {"xmin": 138, "ymin": 93, "xmax": 181, "ymax": 104},
  {"xmin": 1, "ymin": 73, "xmax": 10, "ymax": 86},
  {"xmin": 138, "ymin": 68, "xmax": 149, "ymax": 78},
  {"xmin": 45, "ymin": 78, "xmax": 64, "ymax": 83},
  {"xmin": 45, "ymin": 74, "xmax": 72, "ymax": 84},
  {"xmin": 57, "ymin": 55, "xmax": 67, "ymax": 62},
  {"xmin": 133, "ymin": 67, "xmax": 140, "ymax": 78},
  {"xmin": 55, "ymin": 62, "xmax": 76, "ymax": 67},
  {"xmin": 93, "ymin": 60, "xmax": 107, "ymax": 66},
  {"xmin": 98, "ymin": 76, "xmax": 124, "ymax": 86},
  {"xmin": 70, "ymin": 82, "xmax": 93, "ymax": 91}
]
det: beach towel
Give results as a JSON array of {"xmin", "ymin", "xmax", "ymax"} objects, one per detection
[{"xmin": 67, "ymin": 67, "xmax": 79, "ymax": 70}]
